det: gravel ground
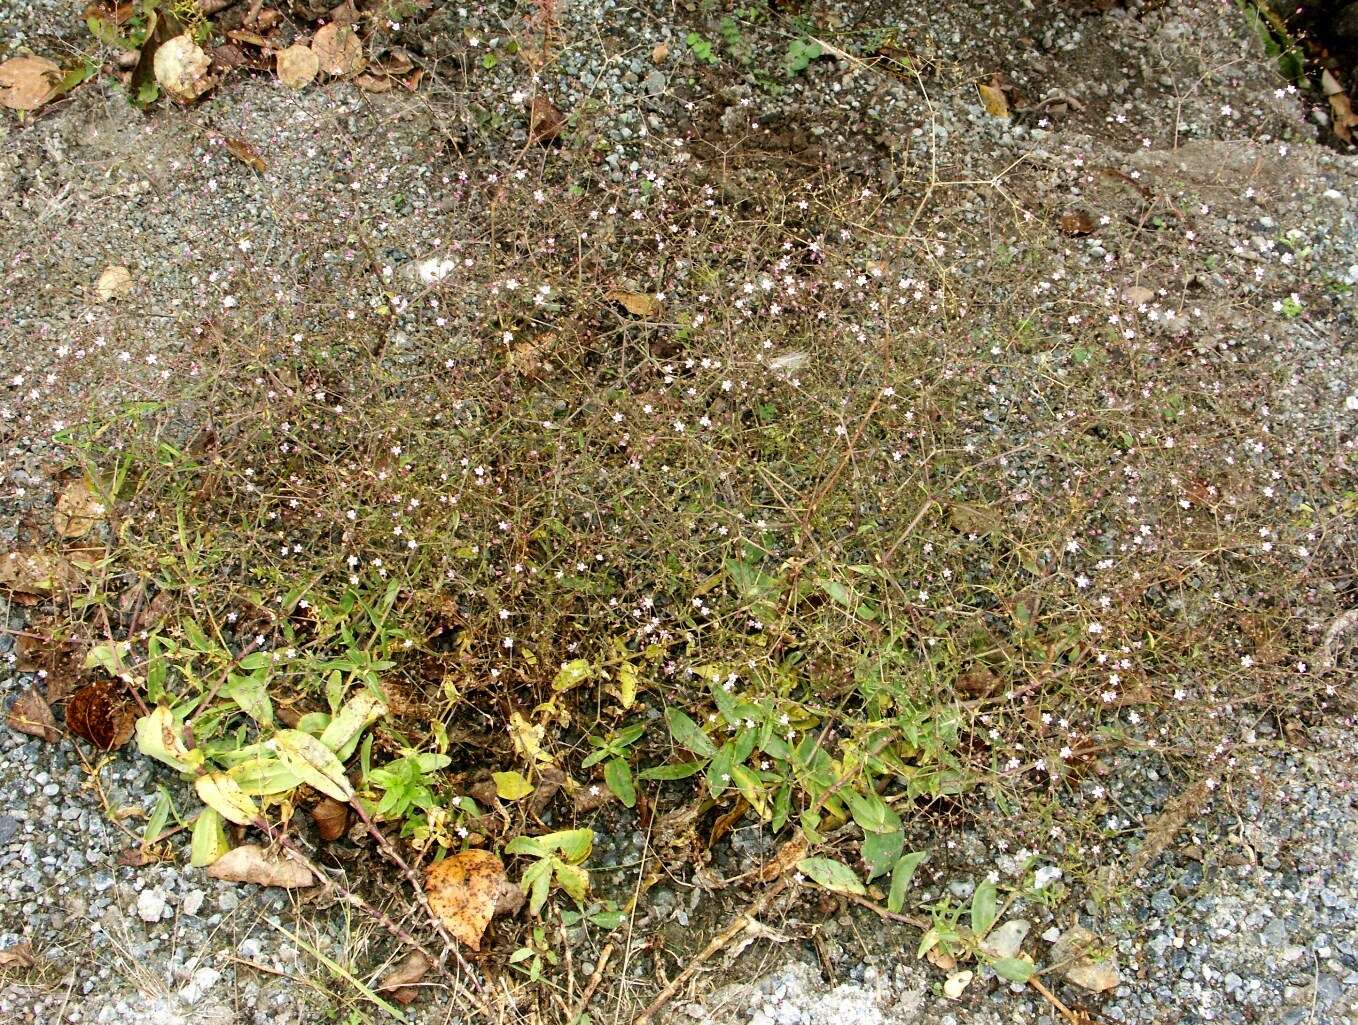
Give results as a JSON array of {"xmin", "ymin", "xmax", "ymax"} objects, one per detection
[{"xmin": 3, "ymin": 0, "xmax": 1356, "ymax": 1023}]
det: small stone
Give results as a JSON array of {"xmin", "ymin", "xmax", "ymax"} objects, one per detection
[
  {"xmin": 1050, "ymin": 925, "xmax": 1121, "ymax": 993},
  {"xmin": 943, "ymin": 970, "xmax": 974, "ymax": 999},
  {"xmin": 980, "ymin": 919, "xmax": 1030, "ymax": 960},
  {"xmin": 136, "ymin": 888, "xmax": 167, "ymax": 923},
  {"xmin": 644, "ymin": 70, "xmax": 666, "ymax": 96},
  {"xmin": 182, "ymin": 890, "xmax": 206, "ymax": 917}
]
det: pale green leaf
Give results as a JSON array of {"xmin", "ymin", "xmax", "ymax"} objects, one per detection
[
  {"xmin": 135, "ymin": 706, "xmax": 204, "ymax": 774},
  {"xmin": 191, "ymin": 807, "xmax": 230, "ymax": 867},
  {"xmin": 493, "ymin": 770, "xmax": 534, "ymax": 801},
  {"xmin": 796, "ymin": 857, "xmax": 866, "ymax": 895},
  {"xmin": 551, "ymin": 658, "xmax": 594, "ymax": 692},
  {"xmin": 195, "ymin": 771, "xmax": 261, "ymax": 826},
  {"xmin": 888, "ymin": 850, "xmax": 927, "ymax": 913},
  {"xmin": 318, "ymin": 691, "xmax": 386, "ymax": 760},
  {"xmin": 271, "ymin": 728, "xmax": 354, "ymax": 801}
]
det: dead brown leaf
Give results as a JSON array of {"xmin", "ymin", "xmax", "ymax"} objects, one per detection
[
  {"xmin": 0, "ymin": 549, "xmax": 79, "ymax": 601},
  {"xmin": 224, "ymin": 137, "xmax": 268, "ymax": 173},
  {"xmin": 755, "ymin": 835, "xmax": 808, "ymax": 882},
  {"xmin": 312, "ymin": 23, "xmax": 365, "ymax": 77},
  {"xmin": 1328, "ymin": 91, "xmax": 1358, "ymax": 145},
  {"xmin": 1058, "ymin": 209, "xmax": 1095, "ymax": 236},
  {"xmin": 377, "ymin": 950, "xmax": 431, "ymax": 1004},
  {"xmin": 652, "ymin": 42, "xmax": 670, "ymax": 63},
  {"xmin": 276, "ymin": 44, "xmax": 319, "ymax": 89},
  {"xmin": 65, "ymin": 680, "xmax": 135, "ymax": 751},
  {"xmin": 0, "ymin": 942, "xmax": 37, "ymax": 970},
  {"xmin": 95, "ymin": 265, "xmax": 133, "ymax": 303},
  {"xmin": 54, "ymin": 479, "xmax": 105, "ymax": 538},
  {"xmin": 0, "ymin": 56, "xmax": 61, "ymax": 111},
  {"xmin": 528, "ymin": 93, "xmax": 566, "ymax": 145},
  {"xmin": 311, "ymin": 797, "xmax": 349, "ymax": 841},
  {"xmin": 354, "ymin": 73, "xmax": 392, "ymax": 93},
  {"xmin": 604, "ymin": 288, "xmax": 659, "ymax": 317},
  {"xmin": 977, "ymin": 81, "xmax": 1009, "ymax": 118},
  {"xmin": 206, "ymin": 844, "xmax": 315, "ymax": 888},
  {"xmin": 6, "ymin": 689, "xmax": 59, "ymax": 743},
  {"xmin": 425, "ymin": 849, "xmax": 506, "ymax": 951}
]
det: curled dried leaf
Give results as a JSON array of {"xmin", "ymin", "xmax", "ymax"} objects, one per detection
[
  {"xmin": 1058, "ymin": 209, "xmax": 1095, "ymax": 236},
  {"xmin": 7, "ymin": 689, "xmax": 59, "ymax": 743},
  {"xmin": 604, "ymin": 289, "xmax": 659, "ymax": 317},
  {"xmin": 977, "ymin": 82, "xmax": 1009, "ymax": 118},
  {"xmin": 311, "ymin": 797, "xmax": 349, "ymax": 841},
  {"xmin": 276, "ymin": 44, "xmax": 318, "ymax": 90},
  {"xmin": 0, "ymin": 549, "xmax": 79, "ymax": 599},
  {"xmin": 55, "ymin": 479, "xmax": 105, "ymax": 538},
  {"xmin": 206, "ymin": 844, "xmax": 315, "ymax": 888},
  {"xmin": 66, "ymin": 680, "xmax": 135, "ymax": 751},
  {"xmin": 0, "ymin": 942, "xmax": 37, "ymax": 969},
  {"xmin": 425, "ymin": 849, "xmax": 507, "ymax": 950},
  {"xmin": 377, "ymin": 950, "xmax": 431, "ymax": 1004},
  {"xmin": 0, "ymin": 56, "xmax": 61, "ymax": 111},
  {"xmin": 312, "ymin": 24, "xmax": 365, "ymax": 77},
  {"xmin": 528, "ymin": 93, "xmax": 566, "ymax": 144},
  {"xmin": 95, "ymin": 265, "xmax": 133, "ymax": 303}
]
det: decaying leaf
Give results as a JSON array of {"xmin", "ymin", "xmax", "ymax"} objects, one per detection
[
  {"xmin": 0, "ymin": 56, "xmax": 61, "ymax": 111},
  {"xmin": 206, "ymin": 844, "xmax": 315, "ymax": 888},
  {"xmin": 943, "ymin": 969, "xmax": 974, "ymax": 999},
  {"xmin": 0, "ymin": 942, "xmax": 37, "ymax": 969},
  {"xmin": 154, "ymin": 33, "xmax": 213, "ymax": 103},
  {"xmin": 95, "ymin": 265, "xmax": 133, "ymax": 303},
  {"xmin": 224, "ymin": 137, "xmax": 267, "ymax": 172},
  {"xmin": 1058, "ymin": 209, "xmax": 1096, "ymax": 236},
  {"xmin": 355, "ymin": 73, "xmax": 392, "ymax": 93},
  {"xmin": 0, "ymin": 549, "xmax": 79, "ymax": 600},
  {"xmin": 652, "ymin": 42, "xmax": 670, "ymax": 63},
  {"xmin": 6, "ymin": 689, "xmax": 60, "ymax": 743},
  {"xmin": 311, "ymin": 797, "xmax": 349, "ymax": 841},
  {"xmin": 425, "ymin": 849, "xmax": 507, "ymax": 950},
  {"xmin": 755, "ymin": 835, "xmax": 808, "ymax": 882},
  {"xmin": 54, "ymin": 479, "xmax": 105, "ymax": 538},
  {"xmin": 377, "ymin": 950, "xmax": 432, "ymax": 1004},
  {"xmin": 65, "ymin": 680, "xmax": 135, "ymax": 750},
  {"xmin": 528, "ymin": 93, "xmax": 566, "ymax": 144},
  {"xmin": 276, "ymin": 44, "xmax": 319, "ymax": 90},
  {"xmin": 312, "ymin": 23, "xmax": 365, "ymax": 77},
  {"xmin": 977, "ymin": 81, "xmax": 1009, "ymax": 118},
  {"xmin": 605, "ymin": 289, "xmax": 659, "ymax": 317}
]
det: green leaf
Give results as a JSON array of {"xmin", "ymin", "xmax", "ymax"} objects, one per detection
[
  {"xmin": 237, "ymin": 651, "xmax": 273, "ymax": 671},
  {"xmin": 522, "ymin": 858, "xmax": 552, "ymax": 915},
  {"xmin": 887, "ymin": 850, "xmax": 927, "ymax": 913},
  {"xmin": 318, "ymin": 691, "xmax": 386, "ymax": 760},
  {"xmin": 638, "ymin": 759, "xmax": 706, "ymax": 781},
  {"xmin": 295, "ymin": 711, "xmax": 331, "ymax": 735},
  {"xmin": 796, "ymin": 857, "xmax": 866, "ymax": 896},
  {"xmin": 604, "ymin": 758, "xmax": 636, "ymax": 808},
  {"xmin": 228, "ymin": 756, "xmax": 303, "ymax": 796},
  {"xmin": 729, "ymin": 763, "xmax": 767, "ymax": 817},
  {"xmin": 195, "ymin": 771, "xmax": 261, "ymax": 826},
  {"xmin": 538, "ymin": 828, "xmax": 593, "ymax": 864},
  {"xmin": 970, "ymin": 878, "xmax": 998, "ymax": 937},
  {"xmin": 552, "ymin": 658, "xmax": 594, "ymax": 692},
  {"xmin": 991, "ymin": 957, "xmax": 1034, "ymax": 983},
  {"xmin": 271, "ymin": 729, "xmax": 354, "ymax": 801},
  {"xmin": 505, "ymin": 835, "xmax": 549, "ymax": 858},
  {"xmin": 493, "ymin": 771, "xmax": 534, "ymax": 801},
  {"xmin": 707, "ymin": 742, "xmax": 735, "ymax": 799},
  {"xmin": 862, "ymin": 829, "xmax": 904, "ymax": 881},
  {"xmin": 816, "ymin": 577, "xmax": 855, "ymax": 610},
  {"xmin": 665, "ymin": 707, "xmax": 716, "ymax": 758},
  {"xmin": 553, "ymin": 861, "xmax": 589, "ymax": 903},
  {"xmin": 135, "ymin": 706, "xmax": 204, "ymax": 774},
  {"xmin": 845, "ymin": 790, "xmax": 901, "ymax": 834},
  {"xmin": 143, "ymin": 788, "xmax": 172, "ymax": 847},
  {"xmin": 223, "ymin": 673, "xmax": 274, "ymax": 726},
  {"xmin": 190, "ymin": 807, "xmax": 230, "ymax": 867}
]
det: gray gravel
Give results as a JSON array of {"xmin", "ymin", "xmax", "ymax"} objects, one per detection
[{"xmin": 3, "ymin": 0, "xmax": 1357, "ymax": 1022}]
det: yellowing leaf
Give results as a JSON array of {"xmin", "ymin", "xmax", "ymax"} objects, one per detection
[
  {"xmin": 425, "ymin": 849, "xmax": 507, "ymax": 951},
  {"xmin": 271, "ymin": 729, "xmax": 354, "ymax": 801},
  {"xmin": 553, "ymin": 861, "xmax": 589, "ymax": 903},
  {"xmin": 551, "ymin": 658, "xmax": 594, "ymax": 692},
  {"xmin": 978, "ymin": 82, "xmax": 1009, "ymax": 118},
  {"xmin": 318, "ymin": 691, "xmax": 386, "ymax": 759},
  {"xmin": 604, "ymin": 289, "xmax": 659, "ymax": 317},
  {"xmin": 509, "ymin": 711, "xmax": 550, "ymax": 763},
  {"xmin": 135, "ymin": 706, "xmax": 203, "ymax": 774},
  {"xmin": 195, "ymin": 771, "xmax": 261, "ymax": 826},
  {"xmin": 492, "ymin": 770, "xmax": 534, "ymax": 801},
  {"xmin": 617, "ymin": 661, "xmax": 639, "ymax": 709}
]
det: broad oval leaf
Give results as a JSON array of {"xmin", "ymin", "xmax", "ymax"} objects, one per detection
[
  {"xmin": 492, "ymin": 770, "xmax": 534, "ymax": 801},
  {"xmin": 551, "ymin": 658, "xmax": 594, "ymax": 692},
  {"xmin": 271, "ymin": 728, "xmax": 354, "ymax": 801},
  {"xmin": 553, "ymin": 861, "xmax": 589, "ymax": 903},
  {"xmin": 971, "ymin": 877, "xmax": 998, "ymax": 937},
  {"xmin": 537, "ymin": 828, "xmax": 593, "ymax": 864},
  {"xmin": 991, "ymin": 956, "xmax": 1035, "ymax": 983},
  {"xmin": 604, "ymin": 758, "xmax": 636, "ymax": 808},
  {"xmin": 665, "ymin": 707, "xmax": 715, "ymax": 758},
  {"xmin": 195, "ymin": 771, "xmax": 261, "ymax": 826},
  {"xmin": 228, "ymin": 756, "xmax": 303, "ymax": 796},
  {"xmin": 888, "ymin": 850, "xmax": 928, "ymax": 913},
  {"xmin": 796, "ymin": 856, "xmax": 866, "ymax": 896}
]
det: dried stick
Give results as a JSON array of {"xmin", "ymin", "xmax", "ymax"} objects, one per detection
[{"xmin": 568, "ymin": 942, "xmax": 613, "ymax": 1023}]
